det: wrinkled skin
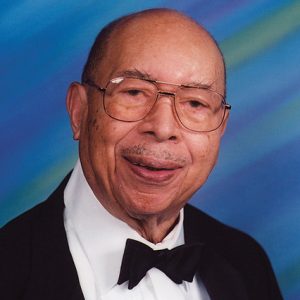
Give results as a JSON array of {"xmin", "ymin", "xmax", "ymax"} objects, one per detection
[{"xmin": 67, "ymin": 11, "xmax": 229, "ymax": 243}]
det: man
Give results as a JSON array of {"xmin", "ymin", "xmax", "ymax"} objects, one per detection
[{"xmin": 1, "ymin": 8, "xmax": 282, "ymax": 300}]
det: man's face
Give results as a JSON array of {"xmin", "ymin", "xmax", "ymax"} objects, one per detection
[{"xmin": 70, "ymin": 16, "xmax": 228, "ymax": 223}]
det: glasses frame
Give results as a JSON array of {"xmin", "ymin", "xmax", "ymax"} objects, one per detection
[{"xmin": 84, "ymin": 76, "xmax": 231, "ymax": 133}]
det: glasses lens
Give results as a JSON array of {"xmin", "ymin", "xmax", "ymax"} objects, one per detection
[
  {"xmin": 104, "ymin": 78, "xmax": 156, "ymax": 121},
  {"xmin": 175, "ymin": 87, "xmax": 226, "ymax": 132}
]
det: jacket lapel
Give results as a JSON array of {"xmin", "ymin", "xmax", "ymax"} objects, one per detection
[
  {"xmin": 184, "ymin": 205, "xmax": 249, "ymax": 300},
  {"xmin": 24, "ymin": 174, "xmax": 85, "ymax": 300}
]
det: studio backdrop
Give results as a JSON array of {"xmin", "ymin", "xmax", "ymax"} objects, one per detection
[{"xmin": 1, "ymin": 1, "xmax": 299, "ymax": 299}]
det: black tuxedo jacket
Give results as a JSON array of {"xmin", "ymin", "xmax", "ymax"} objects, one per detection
[{"xmin": 1, "ymin": 175, "xmax": 283, "ymax": 300}]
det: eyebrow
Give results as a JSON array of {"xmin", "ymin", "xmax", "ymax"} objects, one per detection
[
  {"xmin": 114, "ymin": 68, "xmax": 215, "ymax": 90},
  {"xmin": 114, "ymin": 69, "xmax": 154, "ymax": 80},
  {"xmin": 182, "ymin": 81, "xmax": 213, "ymax": 90}
]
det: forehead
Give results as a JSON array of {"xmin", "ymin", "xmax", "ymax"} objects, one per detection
[{"xmin": 97, "ymin": 13, "xmax": 224, "ymax": 91}]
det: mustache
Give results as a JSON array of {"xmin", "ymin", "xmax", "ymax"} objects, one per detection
[{"xmin": 121, "ymin": 144, "xmax": 187, "ymax": 165}]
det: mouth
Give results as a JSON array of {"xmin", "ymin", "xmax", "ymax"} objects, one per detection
[
  {"xmin": 123, "ymin": 155, "xmax": 183, "ymax": 183},
  {"xmin": 128, "ymin": 159, "xmax": 175, "ymax": 171}
]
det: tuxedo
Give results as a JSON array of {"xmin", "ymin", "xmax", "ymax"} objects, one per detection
[{"xmin": 0, "ymin": 175, "xmax": 283, "ymax": 300}]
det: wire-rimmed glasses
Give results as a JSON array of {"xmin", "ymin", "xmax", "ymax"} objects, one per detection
[{"xmin": 84, "ymin": 76, "xmax": 231, "ymax": 132}]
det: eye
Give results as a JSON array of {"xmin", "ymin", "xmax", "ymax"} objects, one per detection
[
  {"xmin": 187, "ymin": 99, "xmax": 208, "ymax": 109},
  {"xmin": 126, "ymin": 89, "xmax": 143, "ymax": 96},
  {"xmin": 189, "ymin": 100, "xmax": 204, "ymax": 108}
]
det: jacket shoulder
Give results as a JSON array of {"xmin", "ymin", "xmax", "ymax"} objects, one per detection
[
  {"xmin": 0, "ymin": 199, "xmax": 54, "ymax": 298},
  {"xmin": 0, "ymin": 173, "xmax": 69, "ymax": 237},
  {"xmin": 185, "ymin": 203, "xmax": 264, "ymax": 252},
  {"xmin": 0, "ymin": 174, "xmax": 70, "ymax": 299},
  {"xmin": 184, "ymin": 204, "xmax": 283, "ymax": 299}
]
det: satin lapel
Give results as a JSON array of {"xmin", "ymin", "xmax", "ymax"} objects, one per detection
[
  {"xmin": 184, "ymin": 205, "xmax": 249, "ymax": 300},
  {"xmin": 198, "ymin": 245, "xmax": 249, "ymax": 300},
  {"xmin": 24, "ymin": 174, "xmax": 85, "ymax": 300}
]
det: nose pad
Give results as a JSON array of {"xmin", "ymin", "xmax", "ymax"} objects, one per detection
[{"xmin": 157, "ymin": 91, "xmax": 176, "ymax": 98}]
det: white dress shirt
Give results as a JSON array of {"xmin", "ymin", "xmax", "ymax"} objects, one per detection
[{"xmin": 64, "ymin": 160, "xmax": 210, "ymax": 300}]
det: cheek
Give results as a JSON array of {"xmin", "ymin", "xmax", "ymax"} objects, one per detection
[
  {"xmin": 83, "ymin": 107, "xmax": 113, "ymax": 176},
  {"xmin": 190, "ymin": 134, "xmax": 216, "ymax": 161},
  {"xmin": 88, "ymin": 103, "xmax": 118, "ymax": 145},
  {"xmin": 87, "ymin": 112, "xmax": 137, "ymax": 173},
  {"xmin": 187, "ymin": 133, "xmax": 221, "ymax": 183}
]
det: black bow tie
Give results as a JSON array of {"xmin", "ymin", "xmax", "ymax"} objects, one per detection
[{"xmin": 117, "ymin": 238, "xmax": 204, "ymax": 289}]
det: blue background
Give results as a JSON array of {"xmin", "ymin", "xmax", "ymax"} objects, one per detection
[{"xmin": 1, "ymin": 1, "xmax": 300, "ymax": 298}]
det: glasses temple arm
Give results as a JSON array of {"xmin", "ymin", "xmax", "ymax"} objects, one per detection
[{"xmin": 84, "ymin": 79, "xmax": 106, "ymax": 93}]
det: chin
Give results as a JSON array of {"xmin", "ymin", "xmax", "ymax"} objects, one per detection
[{"xmin": 121, "ymin": 193, "xmax": 181, "ymax": 220}]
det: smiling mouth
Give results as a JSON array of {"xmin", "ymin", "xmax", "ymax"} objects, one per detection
[
  {"xmin": 124, "ymin": 156, "xmax": 182, "ymax": 171},
  {"xmin": 129, "ymin": 159, "xmax": 174, "ymax": 171},
  {"xmin": 122, "ymin": 155, "xmax": 184, "ymax": 184}
]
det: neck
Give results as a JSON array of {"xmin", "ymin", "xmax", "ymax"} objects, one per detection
[
  {"xmin": 97, "ymin": 193, "xmax": 181, "ymax": 243},
  {"xmin": 130, "ymin": 213, "xmax": 180, "ymax": 244}
]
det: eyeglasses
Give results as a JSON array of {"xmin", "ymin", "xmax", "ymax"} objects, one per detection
[{"xmin": 84, "ymin": 76, "xmax": 231, "ymax": 132}]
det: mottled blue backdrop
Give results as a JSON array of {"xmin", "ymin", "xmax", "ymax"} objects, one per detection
[{"xmin": 1, "ymin": 1, "xmax": 300, "ymax": 299}]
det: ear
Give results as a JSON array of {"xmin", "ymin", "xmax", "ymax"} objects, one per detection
[{"xmin": 66, "ymin": 82, "xmax": 88, "ymax": 140}]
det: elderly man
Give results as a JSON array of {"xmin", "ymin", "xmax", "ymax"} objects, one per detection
[{"xmin": 1, "ymin": 8, "xmax": 282, "ymax": 300}]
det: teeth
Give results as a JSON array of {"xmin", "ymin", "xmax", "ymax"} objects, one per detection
[
  {"xmin": 131, "ymin": 161, "xmax": 164, "ymax": 170},
  {"xmin": 147, "ymin": 166, "xmax": 159, "ymax": 171},
  {"xmin": 132, "ymin": 162, "xmax": 146, "ymax": 167},
  {"xmin": 126, "ymin": 156, "xmax": 175, "ymax": 171}
]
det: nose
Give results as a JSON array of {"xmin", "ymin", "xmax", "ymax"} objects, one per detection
[{"xmin": 138, "ymin": 92, "xmax": 181, "ymax": 142}]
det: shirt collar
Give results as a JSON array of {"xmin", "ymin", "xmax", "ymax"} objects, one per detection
[{"xmin": 64, "ymin": 159, "xmax": 185, "ymax": 295}]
